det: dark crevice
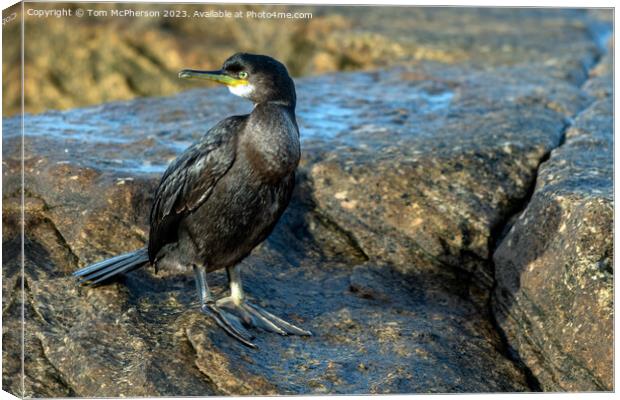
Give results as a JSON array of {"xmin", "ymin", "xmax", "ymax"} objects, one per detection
[
  {"xmin": 40, "ymin": 216, "xmax": 82, "ymax": 269},
  {"xmin": 488, "ymin": 304, "xmax": 544, "ymax": 391},
  {"xmin": 485, "ymin": 35, "xmax": 610, "ymax": 392},
  {"xmin": 488, "ymin": 145, "xmax": 554, "ymax": 254},
  {"xmin": 483, "ymin": 123, "xmax": 567, "ymax": 392},
  {"xmin": 312, "ymin": 210, "xmax": 370, "ymax": 262}
]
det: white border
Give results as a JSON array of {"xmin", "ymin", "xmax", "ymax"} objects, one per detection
[{"xmin": 0, "ymin": 1, "xmax": 616, "ymax": 400}]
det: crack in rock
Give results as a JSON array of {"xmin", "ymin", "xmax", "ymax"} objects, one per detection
[{"xmin": 490, "ymin": 26, "xmax": 613, "ymax": 391}]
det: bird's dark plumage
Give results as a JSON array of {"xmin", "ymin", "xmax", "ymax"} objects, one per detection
[
  {"xmin": 148, "ymin": 116, "xmax": 240, "ymax": 263},
  {"xmin": 74, "ymin": 53, "xmax": 310, "ymax": 347}
]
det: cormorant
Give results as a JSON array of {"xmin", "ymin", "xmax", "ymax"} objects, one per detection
[{"xmin": 73, "ymin": 53, "xmax": 310, "ymax": 348}]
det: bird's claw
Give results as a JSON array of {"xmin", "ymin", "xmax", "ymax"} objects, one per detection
[
  {"xmin": 200, "ymin": 302, "xmax": 258, "ymax": 348},
  {"xmin": 216, "ymin": 297, "xmax": 312, "ymax": 337},
  {"xmin": 199, "ymin": 296, "xmax": 311, "ymax": 348}
]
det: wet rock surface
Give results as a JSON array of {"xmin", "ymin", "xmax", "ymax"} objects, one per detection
[
  {"xmin": 3, "ymin": 8, "xmax": 613, "ymax": 397},
  {"xmin": 492, "ymin": 40, "xmax": 613, "ymax": 391}
]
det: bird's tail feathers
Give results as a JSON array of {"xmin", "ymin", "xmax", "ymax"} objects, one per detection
[{"xmin": 73, "ymin": 248, "xmax": 149, "ymax": 286}]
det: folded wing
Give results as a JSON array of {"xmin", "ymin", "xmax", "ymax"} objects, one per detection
[{"xmin": 148, "ymin": 116, "xmax": 243, "ymax": 261}]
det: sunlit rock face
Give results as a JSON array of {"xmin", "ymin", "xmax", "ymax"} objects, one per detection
[
  {"xmin": 2, "ymin": 6, "xmax": 612, "ymax": 116},
  {"xmin": 493, "ymin": 46, "xmax": 613, "ymax": 392},
  {"xmin": 2, "ymin": 8, "xmax": 612, "ymax": 397}
]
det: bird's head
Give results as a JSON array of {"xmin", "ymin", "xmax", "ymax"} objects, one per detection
[{"xmin": 179, "ymin": 53, "xmax": 296, "ymax": 108}]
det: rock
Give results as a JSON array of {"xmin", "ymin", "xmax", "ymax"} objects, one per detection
[
  {"xmin": 2, "ymin": 7, "xmax": 609, "ymax": 116},
  {"xmin": 302, "ymin": 63, "xmax": 590, "ymax": 296},
  {"xmin": 492, "ymin": 40, "xmax": 613, "ymax": 391},
  {"xmin": 2, "ymin": 8, "xmax": 612, "ymax": 397}
]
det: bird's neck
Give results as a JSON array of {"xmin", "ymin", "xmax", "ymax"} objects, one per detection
[
  {"xmin": 242, "ymin": 103, "xmax": 300, "ymax": 181},
  {"xmin": 255, "ymin": 99, "xmax": 296, "ymax": 110}
]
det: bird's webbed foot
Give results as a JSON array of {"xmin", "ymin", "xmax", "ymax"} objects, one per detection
[
  {"xmin": 216, "ymin": 296, "xmax": 312, "ymax": 337},
  {"xmin": 193, "ymin": 264, "xmax": 257, "ymax": 348},
  {"xmin": 193, "ymin": 264, "xmax": 311, "ymax": 349},
  {"xmin": 200, "ymin": 301, "xmax": 258, "ymax": 348}
]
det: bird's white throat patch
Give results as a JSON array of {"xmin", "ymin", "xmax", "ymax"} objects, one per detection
[{"xmin": 228, "ymin": 83, "xmax": 254, "ymax": 98}]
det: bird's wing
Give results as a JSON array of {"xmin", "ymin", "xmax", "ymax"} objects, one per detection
[{"xmin": 147, "ymin": 116, "xmax": 243, "ymax": 261}]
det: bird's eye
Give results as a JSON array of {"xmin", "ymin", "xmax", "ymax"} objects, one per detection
[{"xmin": 238, "ymin": 71, "xmax": 248, "ymax": 79}]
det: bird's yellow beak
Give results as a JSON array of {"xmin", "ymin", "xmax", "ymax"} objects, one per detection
[{"xmin": 178, "ymin": 69, "xmax": 248, "ymax": 87}]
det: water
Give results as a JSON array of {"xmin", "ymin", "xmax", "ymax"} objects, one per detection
[{"xmin": 297, "ymin": 71, "xmax": 453, "ymax": 144}]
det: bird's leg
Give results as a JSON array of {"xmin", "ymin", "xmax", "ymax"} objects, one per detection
[
  {"xmin": 215, "ymin": 265, "xmax": 312, "ymax": 337},
  {"xmin": 193, "ymin": 265, "xmax": 256, "ymax": 348}
]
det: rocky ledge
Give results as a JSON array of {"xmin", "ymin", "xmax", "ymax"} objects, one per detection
[
  {"xmin": 2, "ymin": 10, "xmax": 613, "ymax": 397},
  {"xmin": 493, "ymin": 42, "xmax": 613, "ymax": 391}
]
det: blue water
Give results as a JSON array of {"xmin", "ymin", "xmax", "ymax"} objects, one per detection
[{"xmin": 296, "ymin": 71, "xmax": 453, "ymax": 144}]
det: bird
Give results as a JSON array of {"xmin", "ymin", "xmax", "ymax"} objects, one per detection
[{"xmin": 73, "ymin": 53, "xmax": 311, "ymax": 348}]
